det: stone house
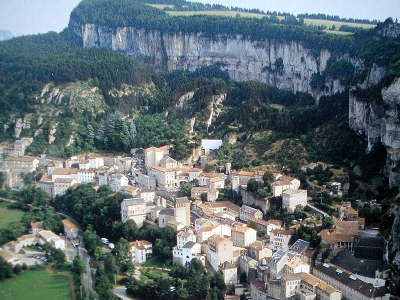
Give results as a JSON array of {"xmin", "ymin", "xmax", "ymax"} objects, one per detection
[
  {"xmin": 38, "ymin": 230, "xmax": 65, "ymax": 250},
  {"xmin": 144, "ymin": 145, "xmax": 170, "ymax": 170},
  {"xmin": 231, "ymin": 222, "xmax": 257, "ymax": 247},
  {"xmin": 61, "ymin": 219, "xmax": 79, "ymax": 240},
  {"xmin": 221, "ymin": 261, "xmax": 238, "ymax": 286},
  {"xmin": 110, "ymin": 173, "xmax": 129, "ymax": 192},
  {"xmin": 129, "ymin": 240, "xmax": 152, "ymax": 264},
  {"xmin": 281, "ymin": 272, "xmax": 342, "ymax": 300},
  {"xmin": 121, "ymin": 185, "xmax": 140, "ymax": 197},
  {"xmin": 205, "ymin": 235, "xmax": 234, "ymax": 272},
  {"xmin": 271, "ymin": 175, "xmax": 300, "ymax": 197},
  {"xmin": 282, "ymin": 189, "xmax": 308, "ymax": 212},
  {"xmin": 270, "ymin": 229, "xmax": 293, "ymax": 251},
  {"xmin": 191, "ymin": 186, "xmax": 208, "ymax": 200},
  {"xmin": 247, "ymin": 241, "xmax": 273, "ymax": 261},
  {"xmin": 2, "ymin": 155, "xmax": 39, "ymax": 173},
  {"xmin": 239, "ymin": 205, "xmax": 263, "ymax": 222},
  {"xmin": 250, "ymin": 279, "xmax": 269, "ymax": 300},
  {"xmin": 269, "ymin": 250, "xmax": 289, "ymax": 279},
  {"xmin": 121, "ymin": 198, "xmax": 147, "ymax": 227}
]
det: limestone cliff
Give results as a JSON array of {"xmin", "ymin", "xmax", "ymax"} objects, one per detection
[
  {"xmin": 349, "ymin": 69, "xmax": 400, "ymax": 188},
  {"xmin": 69, "ymin": 20, "xmax": 345, "ymax": 99},
  {"xmin": 69, "ymin": 20, "xmax": 400, "ymax": 187},
  {"xmin": 387, "ymin": 205, "xmax": 400, "ymax": 291}
]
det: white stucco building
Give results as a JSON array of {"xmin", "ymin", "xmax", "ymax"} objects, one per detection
[
  {"xmin": 282, "ymin": 189, "xmax": 307, "ymax": 212},
  {"xmin": 130, "ymin": 240, "xmax": 152, "ymax": 264}
]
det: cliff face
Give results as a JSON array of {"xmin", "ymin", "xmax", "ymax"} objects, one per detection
[
  {"xmin": 70, "ymin": 20, "xmax": 400, "ymax": 187},
  {"xmin": 387, "ymin": 205, "xmax": 400, "ymax": 291},
  {"xmin": 70, "ymin": 20, "xmax": 345, "ymax": 99},
  {"xmin": 349, "ymin": 65, "xmax": 400, "ymax": 187}
]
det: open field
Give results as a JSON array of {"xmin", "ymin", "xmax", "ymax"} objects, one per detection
[
  {"xmin": 148, "ymin": 3, "xmax": 175, "ymax": 9},
  {"xmin": 0, "ymin": 268, "xmax": 74, "ymax": 300},
  {"xmin": 303, "ymin": 18, "xmax": 375, "ymax": 29},
  {"xmin": 323, "ymin": 29, "xmax": 353, "ymax": 35},
  {"xmin": 166, "ymin": 10, "xmax": 267, "ymax": 18},
  {"xmin": 0, "ymin": 202, "xmax": 24, "ymax": 230},
  {"xmin": 148, "ymin": 4, "xmax": 375, "ymax": 35}
]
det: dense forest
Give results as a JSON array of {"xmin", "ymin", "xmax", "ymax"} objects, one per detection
[{"xmin": 0, "ymin": 30, "xmax": 154, "ymax": 116}]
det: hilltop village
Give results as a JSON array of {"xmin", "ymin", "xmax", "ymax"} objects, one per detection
[{"xmin": 0, "ymin": 138, "xmax": 391, "ymax": 300}]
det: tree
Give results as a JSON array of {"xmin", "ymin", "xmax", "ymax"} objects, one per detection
[
  {"xmin": 83, "ymin": 225, "xmax": 101, "ymax": 257},
  {"xmin": 94, "ymin": 267, "xmax": 115, "ymax": 300},
  {"xmin": 176, "ymin": 287, "xmax": 189, "ymax": 299},
  {"xmin": 179, "ymin": 182, "xmax": 193, "ymax": 198},
  {"xmin": 113, "ymin": 238, "xmax": 134, "ymax": 273},
  {"xmin": 216, "ymin": 144, "xmax": 233, "ymax": 164},
  {"xmin": 275, "ymin": 57, "xmax": 284, "ymax": 72},
  {"xmin": 72, "ymin": 257, "xmax": 85, "ymax": 275},
  {"xmin": 247, "ymin": 179, "xmax": 260, "ymax": 193},
  {"xmin": 43, "ymin": 244, "xmax": 66, "ymax": 267},
  {"xmin": 104, "ymin": 253, "xmax": 119, "ymax": 283},
  {"xmin": 0, "ymin": 258, "xmax": 14, "ymax": 281},
  {"xmin": 322, "ymin": 216, "xmax": 334, "ymax": 229}
]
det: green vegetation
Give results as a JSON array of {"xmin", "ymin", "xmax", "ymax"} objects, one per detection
[
  {"xmin": 164, "ymin": 9, "xmax": 373, "ymax": 35},
  {"xmin": 166, "ymin": 9, "xmax": 267, "ymax": 18},
  {"xmin": 53, "ymin": 184, "xmax": 176, "ymax": 259},
  {"xmin": 303, "ymin": 18, "xmax": 374, "ymax": 30},
  {"xmin": 0, "ymin": 268, "xmax": 73, "ymax": 300},
  {"xmin": 127, "ymin": 260, "xmax": 226, "ymax": 300},
  {"xmin": 0, "ymin": 31, "xmax": 153, "ymax": 116},
  {"xmin": 50, "ymin": 183, "xmax": 178, "ymax": 299},
  {"xmin": 71, "ymin": 0, "xmax": 353, "ymax": 54},
  {"xmin": 0, "ymin": 204, "xmax": 27, "ymax": 245},
  {"xmin": 246, "ymin": 172, "xmax": 274, "ymax": 198},
  {"xmin": 147, "ymin": 0, "xmax": 376, "ymax": 34},
  {"xmin": 0, "ymin": 202, "xmax": 24, "ymax": 230},
  {"xmin": 0, "ymin": 186, "xmax": 63, "ymax": 245}
]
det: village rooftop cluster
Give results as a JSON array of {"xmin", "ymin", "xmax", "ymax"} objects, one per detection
[{"xmin": 0, "ymin": 138, "xmax": 390, "ymax": 300}]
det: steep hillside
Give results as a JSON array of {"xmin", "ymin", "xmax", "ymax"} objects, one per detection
[
  {"xmin": 69, "ymin": 0, "xmax": 353, "ymax": 99},
  {"xmin": 67, "ymin": 0, "xmax": 400, "ymax": 188},
  {"xmin": 0, "ymin": 31, "xmax": 158, "ymax": 155}
]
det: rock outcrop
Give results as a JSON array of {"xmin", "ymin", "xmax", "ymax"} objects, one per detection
[
  {"xmin": 70, "ymin": 20, "xmax": 399, "ymax": 186},
  {"xmin": 70, "ymin": 20, "xmax": 345, "ymax": 99},
  {"xmin": 349, "ymin": 73, "xmax": 400, "ymax": 188},
  {"xmin": 387, "ymin": 205, "xmax": 400, "ymax": 292},
  {"xmin": 378, "ymin": 23, "xmax": 400, "ymax": 39},
  {"xmin": 206, "ymin": 93, "xmax": 226, "ymax": 133}
]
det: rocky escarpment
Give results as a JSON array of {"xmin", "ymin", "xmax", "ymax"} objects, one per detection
[
  {"xmin": 387, "ymin": 205, "xmax": 400, "ymax": 292},
  {"xmin": 69, "ymin": 20, "xmax": 400, "ymax": 186},
  {"xmin": 70, "ymin": 20, "xmax": 346, "ymax": 100},
  {"xmin": 2, "ymin": 80, "xmax": 157, "ymax": 152},
  {"xmin": 349, "ymin": 64, "xmax": 400, "ymax": 188},
  {"xmin": 378, "ymin": 22, "xmax": 400, "ymax": 39}
]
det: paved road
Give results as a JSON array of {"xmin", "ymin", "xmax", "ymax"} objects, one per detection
[
  {"xmin": 113, "ymin": 286, "xmax": 136, "ymax": 300},
  {"xmin": 306, "ymin": 203, "xmax": 330, "ymax": 218},
  {"xmin": 79, "ymin": 246, "xmax": 93, "ymax": 294},
  {"xmin": 54, "ymin": 212, "xmax": 93, "ymax": 294}
]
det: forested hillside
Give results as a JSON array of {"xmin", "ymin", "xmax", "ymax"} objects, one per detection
[
  {"xmin": 0, "ymin": 0, "xmax": 398, "ymax": 197},
  {"xmin": 0, "ymin": 30, "xmax": 154, "ymax": 114}
]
